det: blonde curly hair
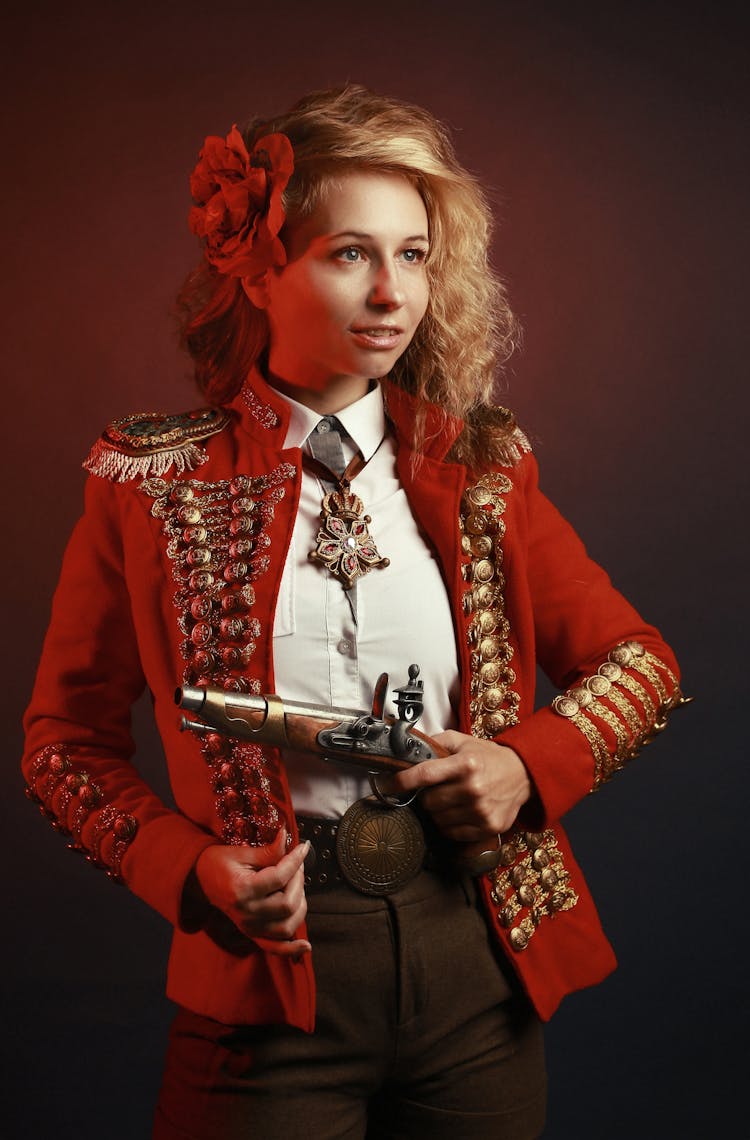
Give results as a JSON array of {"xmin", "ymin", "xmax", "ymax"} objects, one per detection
[{"xmin": 178, "ymin": 85, "xmax": 520, "ymax": 468}]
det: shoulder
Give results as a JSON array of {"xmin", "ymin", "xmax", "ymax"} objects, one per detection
[
  {"xmin": 483, "ymin": 405, "xmax": 533, "ymax": 467},
  {"xmin": 83, "ymin": 406, "xmax": 232, "ymax": 483},
  {"xmin": 450, "ymin": 404, "xmax": 533, "ymax": 472}
]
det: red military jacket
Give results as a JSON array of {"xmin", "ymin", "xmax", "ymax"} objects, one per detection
[{"xmin": 22, "ymin": 370, "xmax": 685, "ymax": 1030}]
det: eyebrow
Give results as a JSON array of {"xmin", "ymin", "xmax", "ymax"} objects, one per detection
[{"xmin": 326, "ymin": 230, "xmax": 430, "ymax": 243}]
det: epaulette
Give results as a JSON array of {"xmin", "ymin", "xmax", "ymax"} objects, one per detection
[
  {"xmin": 495, "ymin": 419, "xmax": 532, "ymax": 467},
  {"xmin": 482, "ymin": 404, "xmax": 532, "ymax": 466},
  {"xmin": 83, "ymin": 406, "xmax": 231, "ymax": 483},
  {"xmin": 450, "ymin": 404, "xmax": 532, "ymax": 470}
]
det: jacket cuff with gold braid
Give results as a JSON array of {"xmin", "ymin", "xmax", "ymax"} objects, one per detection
[
  {"xmin": 550, "ymin": 639, "xmax": 690, "ymax": 789},
  {"xmin": 24, "ymin": 743, "xmax": 138, "ymax": 881}
]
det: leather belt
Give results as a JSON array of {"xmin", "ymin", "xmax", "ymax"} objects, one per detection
[{"xmin": 297, "ymin": 798, "xmax": 435, "ymax": 897}]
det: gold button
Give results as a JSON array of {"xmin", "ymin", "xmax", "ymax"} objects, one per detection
[
  {"xmin": 549, "ymin": 890, "xmax": 567, "ymax": 912},
  {"xmin": 510, "ymin": 866, "xmax": 527, "ymax": 888},
  {"xmin": 482, "ymin": 712, "xmax": 506, "ymax": 736},
  {"xmin": 599, "ymin": 661, "xmax": 623, "ymax": 682},
  {"xmin": 478, "ymin": 610, "xmax": 498, "ymax": 635},
  {"xmin": 467, "ymin": 485, "xmax": 493, "ymax": 507},
  {"xmin": 183, "ymin": 525, "xmax": 208, "ymax": 544},
  {"xmin": 482, "ymin": 686, "xmax": 504, "ymax": 711},
  {"xmin": 190, "ymin": 622, "xmax": 213, "ymax": 647},
  {"xmin": 474, "ymin": 559, "xmax": 494, "ymax": 583},
  {"xmin": 229, "ymin": 515, "xmax": 253, "ymax": 536},
  {"xmin": 465, "ymin": 511, "xmax": 488, "ymax": 536},
  {"xmin": 517, "ymin": 884, "xmax": 535, "ymax": 906},
  {"xmin": 479, "ymin": 635, "xmax": 500, "ymax": 661},
  {"xmin": 586, "ymin": 675, "xmax": 611, "ymax": 697},
  {"xmin": 189, "ymin": 570, "xmax": 214, "ymax": 592},
  {"xmin": 471, "ymin": 535, "xmax": 493, "ymax": 558},
  {"xmin": 552, "ymin": 695, "xmax": 579, "ymax": 718},
  {"xmin": 532, "ymin": 848, "xmax": 550, "ymax": 870},
  {"xmin": 186, "ymin": 547, "xmax": 211, "ymax": 567},
  {"xmin": 231, "ymin": 496, "xmax": 255, "ymax": 515},
  {"xmin": 509, "ymin": 927, "xmax": 529, "ymax": 951},
  {"xmin": 479, "ymin": 661, "xmax": 502, "ymax": 685},
  {"xmin": 568, "ymin": 685, "xmax": 593, "ymax": 709},
  {"xmin": 473, "ymin": 584, "xmax": 495, "ymax": 609}
]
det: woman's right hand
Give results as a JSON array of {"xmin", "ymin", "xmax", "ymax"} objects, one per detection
[{"xmin": 194, "ymin": 831, "xmax": 311, "ymax": 960}]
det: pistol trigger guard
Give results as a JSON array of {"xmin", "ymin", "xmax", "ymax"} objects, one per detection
[{"xmin": 369, "ymin": 772, "xmax": 419, "ymax": 809}]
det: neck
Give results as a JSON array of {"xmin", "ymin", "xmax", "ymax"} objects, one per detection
[{"xmin": 265, "ymin": 370, "xmax": 372, "ymax": 415}]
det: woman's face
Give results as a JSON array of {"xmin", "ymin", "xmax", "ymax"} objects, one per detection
[{"xmin": 252, "ymin": 170, "xmax": 430, "ymax": 412}]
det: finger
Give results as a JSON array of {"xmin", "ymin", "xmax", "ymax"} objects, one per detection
[
  {"xmin": 241, "ymin": 865, "xmax": 306, "ymax": 921},
  {"xmin": 383, "ymin": 754, "xmax": 474, "ymax": 795},
  {"xmin": 254, "ymin": 935, "xmax": 312, "ymax": 961},
  {"xmin": 420, "ymin": 781, "xmax": 480, "ymax": 814},
  {"xmin": 239, "ymin": 826, "xmax": 289, "ymax": 869},
  {"xmin": 430, "ymin": 729, "xmax": 474, "ymax": 751},
  {"xmin": 434, "ymin": 821, "xmax": 492, "ymax": 843},
  {"xmin": 241, "ymin": 893, "xmax": 308, "ymax": 941},
  {"xmin": 453, "ymin": 836, "xmax": 507, "ymax": 876},
  {"xmin": 241, "ymin": 842, "xmax": 310, "ymax": 897}
]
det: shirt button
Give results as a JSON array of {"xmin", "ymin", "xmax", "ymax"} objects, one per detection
[
  {"xmin": 316, "ymin": 420, "xmax": 331, "ymax": 433},
  {"xmin": 337, "ymin": 639, "xmax": 353, "ymax": 655}
]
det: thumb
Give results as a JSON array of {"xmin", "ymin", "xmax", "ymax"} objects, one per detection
[{"xmin": 244, "ymin": 825, "xmax": 289, "ymax": 870}]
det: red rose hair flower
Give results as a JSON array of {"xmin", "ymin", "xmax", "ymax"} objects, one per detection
[{"xmin": 189, "ymin": 126, "xmax": 294, "ymax": 279}]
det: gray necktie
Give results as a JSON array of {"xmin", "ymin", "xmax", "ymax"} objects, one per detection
[
  {"xmin": 307, "ymin": 416, "xmax": 358, "ymax": 621},
  {"xmin": 307, "ymin": 415, "xmax": 348, "ymax": 477}
]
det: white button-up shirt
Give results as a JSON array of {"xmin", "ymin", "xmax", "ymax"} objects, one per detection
[{"xmin": 272, "ymin": 383, "xmax": 460, "ymax": 818}]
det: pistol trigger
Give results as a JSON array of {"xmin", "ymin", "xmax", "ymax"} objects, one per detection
[{"xmin": 371, "ymin": 672, "xmax": 388, "ymax": 719}]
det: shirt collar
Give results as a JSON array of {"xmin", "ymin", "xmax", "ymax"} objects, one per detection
[{"xmin": 279, "ymin": 382, "xmax": 387, "ymax": 462}]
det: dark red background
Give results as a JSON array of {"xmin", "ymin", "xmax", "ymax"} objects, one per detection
[{"xmin": 3, "ymin": 2, "xmax": 746, "ymax": 1136}]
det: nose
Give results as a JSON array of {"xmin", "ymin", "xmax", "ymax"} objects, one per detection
[{"xmin": 368, "ymin": 263, "xmax": 405, "ymax": 309}]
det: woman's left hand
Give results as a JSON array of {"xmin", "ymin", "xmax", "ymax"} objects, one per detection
[{"xmin": 383, "ymin": 730, "xmax": 532, "ymax": 843}]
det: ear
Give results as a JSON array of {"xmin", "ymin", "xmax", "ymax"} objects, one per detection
[{"xmin": 241, "ymin": 272, "xmax": 270, "ymax": 309}]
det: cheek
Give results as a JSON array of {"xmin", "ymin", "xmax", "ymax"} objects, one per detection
[{"xmin": 413, "ymin": 278, "xmax": 430, "ymax": 321}]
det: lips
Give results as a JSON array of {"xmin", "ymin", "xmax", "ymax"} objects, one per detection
[{"xmin": 349, "ymin": 325, "xmax": 405, "ymax": 350}]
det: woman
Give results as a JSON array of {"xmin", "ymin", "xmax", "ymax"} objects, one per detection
[{"xmin": 23, "ymin": 86, "xmax": 687, "ymax": 1139}]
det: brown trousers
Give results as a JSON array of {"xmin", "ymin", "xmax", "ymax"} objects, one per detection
[{"xmin": 153, "ymin": 869, "xmax": 546, "ymax": 1140}]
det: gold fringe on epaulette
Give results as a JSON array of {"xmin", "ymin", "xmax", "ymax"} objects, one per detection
[
  {"xmin": 496, "ymin": 426, "xmax": 532, "ymax": 467},
  {"xmin": 83, "ymin": 439, "xmax": 210, "ymax": 483},
  {"xmin": 449, "ymin": 406, "xmax": 532, "ymax": 472}
]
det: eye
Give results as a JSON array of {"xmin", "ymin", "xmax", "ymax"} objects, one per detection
[
  {"xmin": 334, "ymin": 246, "xmax": 365, "ymax": 263},
  {"xmin": 400, "ymin": 247, "xmax": 428, "ymax": 264}
]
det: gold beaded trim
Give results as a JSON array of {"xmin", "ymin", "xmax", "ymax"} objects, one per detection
[
  {"xmin": 24, "ymin": 744, "xmax": 138, "ymax": 881},
  {"xmin": 553, "ymin": 640, "xmax": 690, "ymax": 788},
  {"xmin": 606, "ymin": 687, "xmax": 643, "ymax": 738},
  {"xmin": 460, "ymin": 471, "xmax": 578, "ymax": 951},
  {"xmin": 615, "ymin": 670, "xmax": 656, "ymax": 722},
  {"xmin": 490, "ymin": 830, "xmax": 579, "ymax": 952},
  {"xmin": 460, "ymin": 473, "xmax": 520, "ymax": 738},
  {"xmin": 140, "ymin": 464, "xmax": 295, "ymax": 846}
]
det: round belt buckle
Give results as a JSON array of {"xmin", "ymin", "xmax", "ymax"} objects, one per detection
[{"xmin": 336, "ymin": 797, "xmax": 426, "ymax": 896}]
